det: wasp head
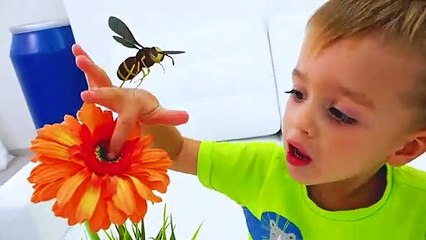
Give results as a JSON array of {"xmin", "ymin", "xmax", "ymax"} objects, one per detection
[{"xmin": 150, "ymin": 47, "xmax": 165, "ymax": 63}]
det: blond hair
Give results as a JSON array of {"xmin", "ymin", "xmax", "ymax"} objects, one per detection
[{"xmin": 306, "ymin": 0, "xmax": 426, "ymax": 126}]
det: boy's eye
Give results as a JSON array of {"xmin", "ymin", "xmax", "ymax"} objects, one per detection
[
  {"xmin": 329, "ymin": 107, "xmax": 357, "ymax": 124},
  {"xmin": 285, "ymin": 89, "xmax": 304, "ymax": 100}
]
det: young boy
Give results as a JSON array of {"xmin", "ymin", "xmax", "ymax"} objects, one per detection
[{"xmin": 72, "ymin": 0, "xmax": 426, "ymax": 239}]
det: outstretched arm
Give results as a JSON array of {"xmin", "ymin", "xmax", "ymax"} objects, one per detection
[{"xmin": 72, "ymin": 44, "xmax": 200, "ymax": 175}]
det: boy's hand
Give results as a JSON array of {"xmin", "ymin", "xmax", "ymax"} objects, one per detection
[
  {"xmin": 72, "ymin": 44, "xmax": 189, "ymax": 158},
  {"xmin": 72, "ymin": 44, "xmax": 112, "ymax": 89}
]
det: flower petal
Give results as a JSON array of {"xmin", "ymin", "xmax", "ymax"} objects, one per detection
[
  {"xmin": 107, "ymin": 201, "xmax": 127, "ymax": 225},
  {"xmin": 31, "ymin": 140, "xmax": 72, "ymax": 161},
  {"xmin": 53, "ymin": 176, "xmax": 89, "ymax": 226},
  {"xmin": 57, "ymin": 169, "xmax": 90, "ymax": 207},
  {"xmin": 111, "ymin": 176, "xmax": 136, "ymax": 215},
  {"xmin": 75, "ymin": 174, "xmax": 103, "ymax": 221},
  {"xmin": 77, "ymin": 103, "xmax": 113, "ymax": 133},
  {"xmin": 129, "ymin": 195, "xmax": 147, "ymax": 223},
  {"xmin": 87, "ymin": 185, "xmax": 110, "ymax": 232},
  {"xmin": 144, "ymin": 170, "xmax": 170, "ymax": 182},
  {"xmin": 127, "ymin": 175, "xmax": 162, "ymax": 203},
  {"xmin": 92, "ymin": 120, "xmax": 115, "ymax": 145},
  {"xmin": 63, "ymin": 115, "xmax": 81, "ymax": 134},
  {"xmin": 134, "ymin": 149, "xmax": 171, "ymax": 164},
  {"xmin": 28, "ymin": 162, "xmax": 83, "ymax": 184},
  {"xmin": 31, "ymin": 179, "xmax": 64, "ymax": 203},
  {"xmin": 139, "ymin": 134, "xmax": 153, "ymax": 146},
  {"xmin": 31, "ymin": 154, "xmax": 84, "ymax": 166},
  {"xmin": 147, "ymin": 178, "xmax": 170, "ymax": 193},
  {"xmin": 35, "ymin": 123, "xmax": 80, "ymax": 147}
]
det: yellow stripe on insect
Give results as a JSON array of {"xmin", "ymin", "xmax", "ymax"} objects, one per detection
[
  {"xmin": 117, "ymin": 70, "xmax": 126, "ymax": 80},
  {"xmin": 123, "ymin": 62, "xmax": 137, "ymax": 76},
  {"xmin": 123, "ymin": 62, "xmax": 130, "ymax": 72},
  {"xmin": 124, "ymin": 64, "xmax": 136, "ymax": 80},
  {"xmin": 136, "ymin": 61, "xmax": 140, "ymax": 72}
]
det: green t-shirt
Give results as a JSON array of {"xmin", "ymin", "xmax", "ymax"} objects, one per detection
[{"xmin": 197, "ymin": 141, "xmax": 426, "ymax": 240}]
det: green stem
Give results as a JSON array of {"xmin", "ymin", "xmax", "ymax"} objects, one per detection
[{"xmin": 84, "ymin": 221, "xmax": 102, "ymax": 240}]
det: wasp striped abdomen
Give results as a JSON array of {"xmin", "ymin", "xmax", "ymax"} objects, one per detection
[{"xmin": 116, "ymin": 56, "xmax": 142, "ymax": 81}]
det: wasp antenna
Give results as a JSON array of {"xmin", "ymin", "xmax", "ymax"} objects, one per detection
[
  {"xmin": 165, "ymin": 54, "xmax": 175, "ymax": 65},
  {"xmin": 158, "ymin": 63, "xmax": 166, "ymax": 74}
]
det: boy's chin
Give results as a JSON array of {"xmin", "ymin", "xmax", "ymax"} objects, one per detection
[{"xmin": 287, "ymin": 166, "xmax": 326, "ymax": 186}]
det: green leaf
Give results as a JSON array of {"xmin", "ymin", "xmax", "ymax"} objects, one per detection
[
  {"xmin": 103, "ymin": 229, "xmax": 115, "ymax": 240},
  {"xmin": 123, "ymin": 224, "xmax": 132, "ymax": 240},
  {"xmin": 115, "ymin": 225, "xmax": 125, "ymax": 240},
  {"xmin": 83, "ymin": 203, "xmax": 203, "ymax": 240},
  {"xmin": 132, "ymin": 222, "xmax": 140, "ymax": 240},
  {"xmin": 140, "ymin": 220, "xmax": 146, "ymax": 240},
  {"xmin": 169, "ymin": 214, "xmax": 176, "ymax": 240},
  {"xmin": 131, "ymin": 223, "xmax": 137, "ymax": 239},
  {"xmin": 162, "ymin": 205, "xmax": 167, "ymax": 240},
  {"xmin": 84, "ymin": 221, "xmax": 101, "ymax": 240},
  {"xmin": 154, "ymin": 231, "xmax": 163, "ymax": 240},
  {"xmin": 191, "ymin": 222, "xmax": 204, "ymax": 240},
  {"xmin": 153, "ymin": 223, "xmax": 164, "ymax": 240}
]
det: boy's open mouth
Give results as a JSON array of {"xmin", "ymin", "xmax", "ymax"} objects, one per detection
[{"xmin": 287, "ymin": 143, "xmax": 312, "ymax": 166}]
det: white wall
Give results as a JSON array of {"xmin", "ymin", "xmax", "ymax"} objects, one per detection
[
  {"xmin": 0, "ymin": 0, "xmax": 69, "ymax": 149},
  {"xmin": 0, "ymin": 0, "xmax": 327, "ymax": 150}
]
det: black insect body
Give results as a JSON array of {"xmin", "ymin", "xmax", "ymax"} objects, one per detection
[{"xmin": 108, "ymin": 16, "xmax": 185, "ymax": 88}]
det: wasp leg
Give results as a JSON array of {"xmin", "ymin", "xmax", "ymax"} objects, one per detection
[
  {"xmin": 132, "ymin": 68, "xmax": 150, "ymax": 95},
  {"xmin": 132, "ymin": 60, "xmax": 151, "ymax": 94},
  {"xmin": 135, "ymin": 67, "xmax": 150, "ymax": 90}
]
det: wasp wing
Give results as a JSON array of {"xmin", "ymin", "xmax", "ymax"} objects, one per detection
[
  {"xmin": 113, "ymin": 36, "xmax": 139, "ymax": 49},
  {"xmin": 163, "ymin": 50, "xmax": 186, "ymax": 54},
  {"xmin": 108, "ymin": 16, "xmax": 143, "ymax": 48}
]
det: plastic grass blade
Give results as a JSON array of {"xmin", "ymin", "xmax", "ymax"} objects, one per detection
[
  {"xmin": 140, "ymin": 220, "xmax": 146, "ymax": 240},
  {"xmin": 191, "ymin": 222, "xmax": 203, "ymax": 240},
  {"xmin": 170, "ymin": 214, "xmax": 176, "ymax": 240},
  {"xmin": 103, "ymin": 229, "xmax": 115, "ymax": 240},
  {"xmin": 162, "ymin": 205, "xmax": 167, "ymax": 240}
]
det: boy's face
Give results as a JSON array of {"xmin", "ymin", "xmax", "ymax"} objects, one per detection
[{"xmin": 282, "ymin": 34, "xmax": 424, "ymax": 185}]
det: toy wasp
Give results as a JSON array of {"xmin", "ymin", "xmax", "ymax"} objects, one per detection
[{"xmin": 108, "ymin": 16, "xmax": 185, "ymax": 88}]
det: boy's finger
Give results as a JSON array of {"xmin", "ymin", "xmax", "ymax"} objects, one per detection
[
  {"xmin": 81, "ymin": 88, "xmax": 122, "ymax": 111},
  {"xmin": 108, "ymin": 115, "xmax": 138, "ymax": 158},
  {"xmin": 141, "ymin": 107, "xmax": 189, "ymax": 125},
  {"xmin": 72, "ymin": 44, "xmax": 92, "ymax": 60},
  {"xmin": 81, "ymin": 88, "xmax": 189, "ymax": 125},
  {"xmin": 75, "ymin": 56, "xmax": 112, "ymax": 89}
]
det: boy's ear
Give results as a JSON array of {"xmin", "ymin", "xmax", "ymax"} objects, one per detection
[{"xmin": 387, "ymin": 130, "xmax": 426, "ymax": 166}]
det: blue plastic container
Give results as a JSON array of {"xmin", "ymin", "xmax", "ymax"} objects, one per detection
[{"xmin": 9, "ymin": 19, "xmax": 88, "ymax": 129}]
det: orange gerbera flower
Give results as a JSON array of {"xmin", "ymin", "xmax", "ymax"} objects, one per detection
[{"xmin": 28, "ymin": 103, "xmax": 172, "ymax": 232}]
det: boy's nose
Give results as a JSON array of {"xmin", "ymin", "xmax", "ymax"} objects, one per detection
[{"xmin": 292, "ymin": 105, "xmax": 316, "ymax": 138}]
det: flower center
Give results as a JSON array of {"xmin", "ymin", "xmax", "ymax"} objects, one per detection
[
  {"xmin": 83, "ymin": 140, "xmax": 132, "ymax": 176},
  {"xmin": 95, "ymin": 144, "xmax": 120, "ymax": 163}
]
